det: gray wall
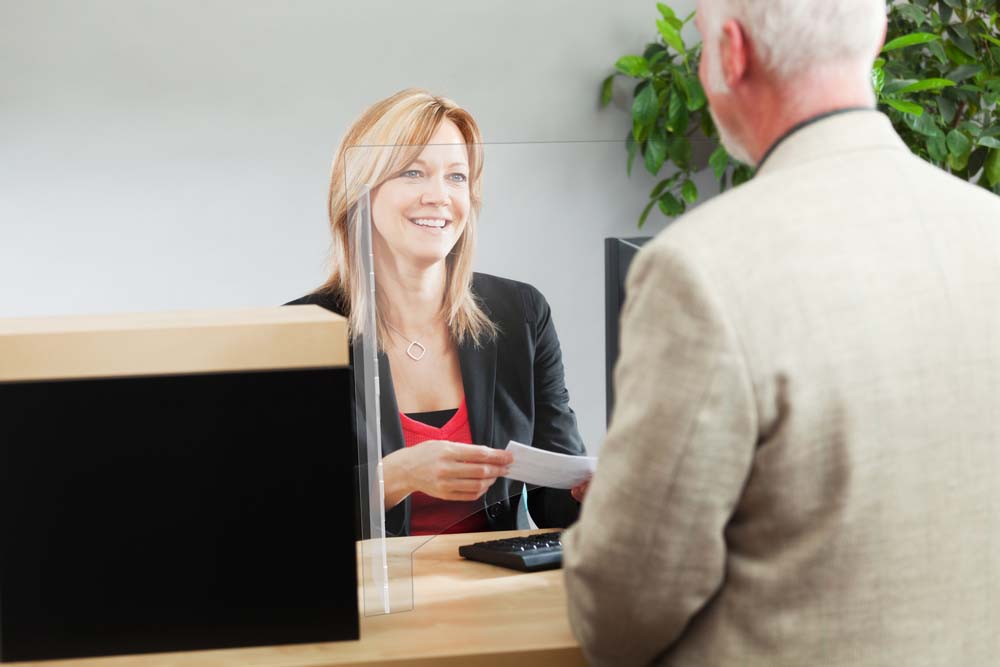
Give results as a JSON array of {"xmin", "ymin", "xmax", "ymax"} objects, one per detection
[{"xmin": 0, "ymin": 0, "xmax": 707, "ymax": 452}]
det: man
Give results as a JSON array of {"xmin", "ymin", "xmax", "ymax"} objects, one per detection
[{"xmin": 562, "ymin": 0, "xmax": 1000, "ymax": 664}]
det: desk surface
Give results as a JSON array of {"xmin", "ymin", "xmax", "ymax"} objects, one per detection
[{"xmin": 10, "ymin": 530, "xmax": 584, "ymax": 667}]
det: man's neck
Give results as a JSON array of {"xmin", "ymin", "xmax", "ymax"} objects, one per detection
[{"xmin": 743, "ymin": 67, "xmax": 875, "ymax": 166}]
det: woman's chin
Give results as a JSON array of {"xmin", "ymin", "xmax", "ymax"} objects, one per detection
[{"xmin": 403, "ymin": 248, "xmax": 453, "ymax": 270}]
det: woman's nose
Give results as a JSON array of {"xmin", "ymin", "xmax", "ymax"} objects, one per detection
[{"xmin": 420, "ymin": 179, "xmax": 451, "ymax": 206}]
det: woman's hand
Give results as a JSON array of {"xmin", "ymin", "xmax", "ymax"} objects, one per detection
[
  {"xmin": 571, "ymin": 476, "xmax": 592, "ymax": 503},
  {"xmin": 383, "ymin": 441, "xmax": 513, "ymax": 507}
]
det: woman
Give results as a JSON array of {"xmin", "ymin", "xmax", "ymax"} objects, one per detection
[{"xmin": 290, "ymin": 88, "xmax": 588, "ymax": 536}]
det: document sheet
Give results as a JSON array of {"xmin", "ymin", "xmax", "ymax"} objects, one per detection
[{"xmin": 504, "ymin": 441, "xmax": 597, "ymax": 489}]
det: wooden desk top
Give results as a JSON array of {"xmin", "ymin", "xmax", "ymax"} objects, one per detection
[{"xmin": 10, "ymin": 530, "xmax": 584, "ymax": 667}]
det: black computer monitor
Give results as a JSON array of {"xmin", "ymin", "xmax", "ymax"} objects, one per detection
[
  {"xmin": 604, "ymin": 237, "xmax": 651, "ymax": 425},
  {"xmin": 0, "ymin": 312, "xmax": 359, "ymax": 662}
]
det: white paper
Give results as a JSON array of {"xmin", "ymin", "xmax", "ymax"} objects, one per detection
[{"xmin": 504, "ymin": 440, "xmax": 597, "ymax": 489}]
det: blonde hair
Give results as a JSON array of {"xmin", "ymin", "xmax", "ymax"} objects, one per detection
[{"xmin": 318, "ymin": 88, "xmax": 497, "ymax": 347}]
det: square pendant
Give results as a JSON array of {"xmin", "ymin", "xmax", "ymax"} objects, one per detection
[{"xmin": 405, "ymin": 341, "xmax": 426, "ymax": 361}]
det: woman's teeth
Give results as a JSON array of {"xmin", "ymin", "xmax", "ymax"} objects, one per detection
[{"xmin": 411, "ymin": 218, "xmax": 448, "ymax": 228}]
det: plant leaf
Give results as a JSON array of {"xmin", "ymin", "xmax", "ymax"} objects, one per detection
[
  {"xmin": 732, "ymin": 165, "xmax": 753, "ymax": 187},
  {"xmin": 631, "ymin": 83, "xmax": 659, "ymax": 127},
  {"xmin": 984, "ymin": 34, "xmax": 1000, "ymax": 49},
  {"xmin": 637, "ymin": 199, "xmax": 657, "ymax": 229},
  {"xmin": 946, "ymin": 64, "xmax": 984, "ymax": 82},
  {"xmin": 883, "ymin": 78, "xmax": 918, "ymax": 94},
  {"xmin": 615, "ymin": 55, "xmax": 651, "ymax": 78},
  {"xmin": 658, "ymin": 192, "xmax": 685, "ymax": 217},
  {"xmin": 946, "ymin": 129, "xmax": 972, "ymax": 158},
  {"xmin": 968, "ymin": 147, "xmax": 988, "ymax": 178},
  {"xmin": 885, "ymin": 99, "xmax": 924, "ymax": 115},
  {"xmin": 669, "ymin": 136, "xmax": 693, "ymax": 169},
  {"xmin": 667, "ymin": 91, "xmax": 688, "ymax": 132},
  {"xmin": 897, "ymin": 78, "xmax": 956, "ymax": 94},
  {"xmin": 944, "ymin": 42, "xmax": 975, "ymax": 65},
  {"xmin": 882, "ymin": 32, "xmax": 939, "ymax": 52},
  {"xmin": 927, "ymin": 40, "xmax": 948, "ymax": 64},
  {"xmin": 948, "ymin": 150, "xmax": 970, "ymax": 172},
  {"xmin": 626, "ymin": 131, "xmax": 638, "ymax": 177},
  {"xmin": 709, "ymin": 146, "xmax": 729, "ymax": 182},
  {"xmin": 681, "ymin": 179, "xmax": 699, "ymax": 204},
  {"xmin": 649, "ymin": 173, "xmax": 681, "ymax": 199},
  {"xmin": 927, "ymin": 133, "xmax": 948, "ymax": 163},
  {"xmin": 657, "ymin": 19, "xmax": 686, "ymax": 54},
  {"xmin": 871, "ymin": 66, "xmax": 886, "ymax": 94},
  {"xmin": 984, "ymin": 149, "xmax": 1000, "ymax": 187},
  {"xmin": 656, "ymin": 2, "xmax": 676, "ymax": 20},
  {"xmin": 937, "ymin": 96, "xmax": 957, "ymax": 125},
  {"xmin": 896, "ymin": 4, "xmax": 926, "ymax": 26},
  {"xmin": 979, "ymin": 137, "xmax": 1000, "ymax": 149},
  {"xmin": 645, "ymin": 128, "xmax": 669, "ymax": 175},
  {"xmin": 600, "ymin": 74, "xmax": 615, "ymax": 107},
  {"xmin": 682, "ymin": 75, "xmax": 707, "ymax": 111},
  {"xmin": 958, "ymin": 122, "xmax": 982, "ymax": 138},
  {"xmin": 947, "ymin": 24, "xmax": 978, "ymax": 59}
]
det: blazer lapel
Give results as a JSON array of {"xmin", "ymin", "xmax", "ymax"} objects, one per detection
[
  {"xmin": 376, "ymin": 351, "xmax": 405, "ymax": 455},
  {"xmin": 459, "ymin": 337, "xmax": 497, "ymax": 448}
]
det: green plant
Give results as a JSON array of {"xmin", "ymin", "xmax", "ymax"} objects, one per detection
[
  {"xmin": 603, "ymin": 1, "xmax": 1000, "ymax": 227},
  {"xmin": 876, "ymin": 0, "xmax": 1000, "ymax": 188}
]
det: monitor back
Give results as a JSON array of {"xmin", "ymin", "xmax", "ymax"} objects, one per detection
[
  {"xmin": 0, "ymin": 307, "xmax": 358, "ymax": 662},
  {"xmin": 604, "ymin": 237, "xmax": 651, "ymax": 424}
]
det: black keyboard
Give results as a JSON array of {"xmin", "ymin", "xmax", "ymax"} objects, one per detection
[{"xmin": 458, "ymin": 531, "xmax": 563, "ymax": 572}]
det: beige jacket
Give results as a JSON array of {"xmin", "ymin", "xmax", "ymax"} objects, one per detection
[{"xmin": 563, "ymin": 111, "xmax": 1000, "ymax": 666}]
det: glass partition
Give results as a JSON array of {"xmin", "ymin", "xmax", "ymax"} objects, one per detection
[{"xmin": 345, "ymin": 139, "xmax": 718, "ymax": 615}]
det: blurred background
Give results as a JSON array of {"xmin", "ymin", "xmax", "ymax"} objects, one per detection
[{"xmin": 0, "ymin": 0, "xmax": 711, "ymax": 451}]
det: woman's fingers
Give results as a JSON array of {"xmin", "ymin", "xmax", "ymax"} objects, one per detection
[
  {"xmin": 445, "ymin": 460, "xmax": 510, "ymax": 480},
  {"xmin": 571, "ymin": 478, "xmax": 592, "ymax": 502},
  {"xmin": 445, "ymin": 477, "xmax": 494, "ymax": 495},
  {"xmin": 446, "ymin": 442, "xmax": 514, "ymax": 466}
]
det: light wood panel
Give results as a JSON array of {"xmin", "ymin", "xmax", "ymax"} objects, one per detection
[
  {"xmin": 0, "ymin": 305, "xmax": 348, "ymax": 382},
  {"xmin": 8, "ymin": 530, "xmax": 584, "ymax": 667}
]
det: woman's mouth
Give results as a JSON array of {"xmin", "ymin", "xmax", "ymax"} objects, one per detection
[{"xmin": 409, "ymin": 218, "xmax": 450, "ymax": 229}]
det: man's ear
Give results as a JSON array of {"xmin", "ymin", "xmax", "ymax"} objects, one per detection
[
  {"xmin": 719, "ymin": 19, "xmax": 749, "ymax": 88},
  {"xmin": 874, "ymin": 15, "xmax": 888, "ymax": 57}
]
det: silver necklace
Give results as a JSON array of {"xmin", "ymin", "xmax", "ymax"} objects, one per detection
[{"xmin": 385, "ymin": 321, "xmax": 429, "ymax": 361}]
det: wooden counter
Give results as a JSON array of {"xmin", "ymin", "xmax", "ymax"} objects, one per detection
[{"xmin": 9, "ymin": 530, "xmax": 584, "ymax": 667}]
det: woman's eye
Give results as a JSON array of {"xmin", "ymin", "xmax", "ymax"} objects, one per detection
[
  {"xmin": 400, "ymin": 169, "xmax": 422, "ymax": 178},
  {"xmin": 448, "ymin": 173, "xmax": 468, "ymax": 183}
]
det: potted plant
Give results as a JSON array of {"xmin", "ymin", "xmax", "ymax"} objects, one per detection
[{"xmin": 602, "ymin": 0, "xmax": 1000, "ymax": 227}]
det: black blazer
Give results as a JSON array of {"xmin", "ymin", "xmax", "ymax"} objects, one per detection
[{"xmin": 287, "ymin": 273, "xmax": 586, "ymax": 536}]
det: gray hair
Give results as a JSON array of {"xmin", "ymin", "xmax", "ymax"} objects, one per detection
[{"xmin": 700, "ymin": 0, "xmax": 886, "ymax": 80}]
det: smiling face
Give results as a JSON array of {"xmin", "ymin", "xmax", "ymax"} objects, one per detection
[{"xmin": 370, "ymin": 119, "xmax": 472, "ymax": 270}]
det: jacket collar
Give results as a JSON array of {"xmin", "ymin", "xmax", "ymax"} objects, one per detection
[
  {"xmin": 458, "ymin": 335, "xmax": 497, "ymax": 448},
  {"xmin": 756, "ymin": 109, "xmax": 907, "ymax": 178}
]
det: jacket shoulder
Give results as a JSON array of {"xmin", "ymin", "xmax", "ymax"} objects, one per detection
[
  {"xmin": 472, "ymin": 272, "xmax": 547, "ymax": 322},
  {"xmin": 284, "ymin": 291, "xmax": 346, "ymax": 316}
]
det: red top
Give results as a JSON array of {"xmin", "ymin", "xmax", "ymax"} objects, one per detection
[{"xmin": 399, "ymin": 398, "xmax": 490, "ymax": 536}]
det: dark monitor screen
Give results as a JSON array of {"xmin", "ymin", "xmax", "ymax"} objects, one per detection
[
  {"xmin": 0, "ymin": 367, "xmax": 359, "ymax": 662},
  {"xmin": 604, "ymin": 237, "xmax": 651, "ymax": 425}
]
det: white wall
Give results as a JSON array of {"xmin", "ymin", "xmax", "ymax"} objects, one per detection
[{"xmin": 0, "ymin": 0, "xmax": 708, "ymax": 451}]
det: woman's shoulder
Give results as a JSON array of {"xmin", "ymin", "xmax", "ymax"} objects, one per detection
[
  {"xmin": 471, "ymin": 273, "xmax": 549, "ymax": 322},
  {"xmin": 284, "ymin": 290, "xmax": 347, "ymax": 316}
]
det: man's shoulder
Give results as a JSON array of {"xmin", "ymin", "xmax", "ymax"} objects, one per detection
[
  {"xmin": 646, "ymin": 176, "xmax": 776, "ymax": 259},
  {"xmin": 654, "ymin": 149, "xmax": 1000, "ymax": 259}
]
